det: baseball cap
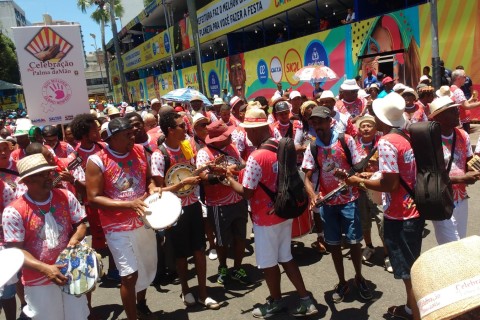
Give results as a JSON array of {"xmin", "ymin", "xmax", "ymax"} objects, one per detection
[
  {"xmin": 104, "ymin": 117, "xmax": 132, "ymax": 140},
  {"xmin": 310, "ymin": 106, "xmax": 332, "ymax": 119},
  {"xmin": 382, "ymin": 76, "xmax": 394, "ymax": 85},
  {"xmin": 289, "ymin": 90, "xmax": 301, "ymax": 100}
]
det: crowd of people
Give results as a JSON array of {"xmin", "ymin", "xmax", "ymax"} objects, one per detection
[{"xmin": 0, "ymin": 66, "xmax": 479, "ymax": 320}]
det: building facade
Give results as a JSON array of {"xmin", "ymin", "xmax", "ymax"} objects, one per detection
[{"xmin": 0, "ymin": 0, "xmax": 28, "ymax": 39}]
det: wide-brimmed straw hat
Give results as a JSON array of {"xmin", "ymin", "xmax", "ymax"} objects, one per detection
[
  {"xmin": 372, "ymin": 92, "xmax": 407, "ymax": 128},
  {"xmin": 17, "ymin": 153, "xmax": 57, "ymax": 182},
  {"xmin": 240, "ymin": 108, "xmax": 269, "ymax": 128},
  {"xmin": 205, "ymin": 120, "xmax": 235, "ymax": 144},
  {"xmin": 411, "ymin": 236, "xmax": 480, "ymax": 320},
  {"xmin": 428, "ymin": 96, "xmax": 460, "ymax": 119}
]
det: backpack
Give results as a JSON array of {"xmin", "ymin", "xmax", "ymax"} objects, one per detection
[
  {"xmin": 391, "ymin": 121, "xmax": 454, "ymax": 221},
  {"xmin": 258, "ymin": 138, "xmax": 308, "ymax": 219}
]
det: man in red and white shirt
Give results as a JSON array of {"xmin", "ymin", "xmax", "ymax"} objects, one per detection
[
  {"xmin": 302, "ymin": 106, "xmax": 371, "ymax": 304},
  {"xmin": 401, "ymin": 87, "xmax": 427, "ymax": 124},
  {"xmin": 346, "ymin": 92, "xmax": 423, "ymax": 320},
  {"xmin": 3, "ymin": 153, "xmax": 88, "ymax": 320},
  {"xmin": 86, "ymin": 118, "xmax": 159, "ymax": 320},
  {"xmin": 226, "ymin": 108, "xmax": 317, "ymax": 318},
  {"xmin": 124, "ymin": 112, "xmax": 160, "ymax": 155},
  {"xmin": 428, "ymin": 97, "xmax": 480, "ymax": 244},
  {"xmin": 197, "ymin": 120, "xmax": 248, "ymax": 286},
  {"xmin": 335, "ymin": 79, "xmax": 366, "ymax": 124},
  {"xmin": 42, "ymin": 125, "xmax": 75, "ymax": 158},
  {"xmin": 318, "ymin": 90, "xmax": 357, "ymax": 137},
  {"xmin": 151, "ymin": 112, "xmax": 220, "ymax": 310},
  {"xmin": 450, "ymin": 68, "xmax": 480, "ymax": 133}
]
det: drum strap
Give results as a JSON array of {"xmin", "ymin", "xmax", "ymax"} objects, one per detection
[{"xmin": 159, "ymin": 145, "xmax": 171, "ymax": 172}]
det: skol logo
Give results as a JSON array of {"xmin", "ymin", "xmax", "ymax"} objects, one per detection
[{"xmin": 284, "ymin": 49, "xmax": 302, "ymax": 86}]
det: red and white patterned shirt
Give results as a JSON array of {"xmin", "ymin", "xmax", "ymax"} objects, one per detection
[
  {"xmin": 302, "ymin": 133, "xmax": 364, "ymax": 205},
  {"xmin": 442, "ymin": 128, "xmax": 472, "ymax": 202},
  {"xmin": 88, "ymin": 145, "xmax": 147, "ymax": 233},
  {"xmin": 75, "ymin": 142, "xmax": 105, "ymax": 171},
  {"xmin": 50, "ymin": 141, "xmax": 75, "ymax": 158},
  {"xmin": 232, "ymin": 127, "xmax": 257, "ymax": 161},
  {"xmin": 0, "ymin": 181, "xmax": 16, "ymax": 245},
  {"xmin": 404, "ymin": 103, "xmax": 428, "ymax": 124},
  {"xmin": 196, "ymin": 145, "xmax": 243, "ymax": 206},
  {"xmin": 3, "ymin": 189, "xmax": 85, "ymax": 286},
  {"xmin": 335, "ymin": 98, "xmax": 366, "ymax": 118},
  {"xmin": 242, "ymin": 141, "xmax": 286, "ymax": 226},
  {"xmin": 332, "ymin": 111, "xmax": 357, "ymax": 137},
  {"xmin": 151, "ymin": 141, "xmax": 198, "ymax": 207},
  {"xmin": 451, "ymin": 85, "xmax": 469, "ymax": 123},
  {"xmin": 378, "ymin": 132, "xmax": 419, "ymax": 220}
]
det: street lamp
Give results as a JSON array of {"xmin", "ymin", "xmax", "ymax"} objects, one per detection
[{"xmin": 90, "ymin": 33, "xmax": 107, "ymax": 99}]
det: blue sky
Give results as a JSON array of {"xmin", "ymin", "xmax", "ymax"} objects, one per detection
[{"xmin": 15, "ymin": 0, "xmax": 120, "ymax": 54}]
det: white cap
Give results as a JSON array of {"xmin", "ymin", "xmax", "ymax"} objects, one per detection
[
  {"xmin": 213, "ymin": 97, "xmax": 224, "ymax": 105},
  {"xmin": 125, "ymin": 106, "xmax": 136, "ymax": 113},
  {"xmin": 340, "ymin": 79, "xmax": 360, "ymax": 91},
  {"xmin": 151, "ymin": 98, "xmax": 160, "ymax": 105},
  {"xmin": 393, "ymin": 83, "xmax": 406, "ymax": 92},
  {"xmin": 318, "ymin": 90, "xmax": 336, "ymax": 101},
  {"xmin": 289, "ymin": 90, "xmax": 301, "ymax": 100}
]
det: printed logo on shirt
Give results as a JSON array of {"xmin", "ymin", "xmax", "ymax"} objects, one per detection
[
  {"xmin": 272, "ymin": 161, "xmax": 279, "ymax": 173},
  {"xmin": 404, "ymin": 149, "xmax": 414, "ymax": 163}
]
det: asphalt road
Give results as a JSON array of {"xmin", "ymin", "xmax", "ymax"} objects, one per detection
[{"xmin": 4, "ymin": 125, "xmax": 480, "ymax": 320}]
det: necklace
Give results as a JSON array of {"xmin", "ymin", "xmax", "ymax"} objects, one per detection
[{"xmin": 30, "ymin": 194, "xmax": 55, "ymax": 216}]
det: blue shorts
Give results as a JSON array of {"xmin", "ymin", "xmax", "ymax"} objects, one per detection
[
  {"xmin": 383, "ymin": 217, "xmax": 424, "ymax": 280},
  {"xmin": 1, "ymin": 282, "xmax": 16, "ymax": 300},
  {"xmin": 320, "ymin": 200, "xmax": 363, "ymax": 246}
]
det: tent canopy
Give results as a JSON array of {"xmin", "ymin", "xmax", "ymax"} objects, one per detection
[{"xmin": 0, "ymin": 80, "xmax": 22, "ymax": 91}]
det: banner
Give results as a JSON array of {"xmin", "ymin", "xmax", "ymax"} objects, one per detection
[
  {"xmin": 197, "ymin": 0, "xmax": 309, "ymax": 43},
  {"xmin": 12, "ymin": 25, "xmax": 89, "ymax": 125}
]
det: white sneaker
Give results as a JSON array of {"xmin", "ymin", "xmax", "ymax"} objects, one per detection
[
  {"xmin": 362, "ymin": 246, "xmax": 375, "ymax": 261},
  {"xmin": 208, "ymin": 249, "xmax": 218, "ymax": 260},
  {"xmin": 384, "ymin": 257, "xmax": 393, "ymax": 273}
]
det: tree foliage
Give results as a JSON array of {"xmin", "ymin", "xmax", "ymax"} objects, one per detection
[{"xmin": 0, "ymin": 34, "xmax": 21, "ymax": 84}]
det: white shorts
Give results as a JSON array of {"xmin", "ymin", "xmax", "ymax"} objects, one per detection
[
  {"xmin": 432, "ymin": 198, "xmax": 468, "ymax": 245},
  {"xmin": 253, "ymin": 220, "xmax": 293, "ymax": 269},
  {"xmin": 106, "ymin": 226, "xmax": 157, "ymax": 292},
  {"xmin": 24, "ymin": 284, "xmax": 89, "ymax": 320}
]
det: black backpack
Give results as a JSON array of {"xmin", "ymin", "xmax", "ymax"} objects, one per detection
[
  {"xmin": 391, "ymin": 121, "xmax": 454, "ymax": 221},
  {"xmin": 258, "ymin": 138, "xmax": 308, "ymax": 219}
]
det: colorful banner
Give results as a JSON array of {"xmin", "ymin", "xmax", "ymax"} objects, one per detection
[
  {"xmin": 12, "ymin": 25, "xmax": 89, "ymax": 125},
  {"xmin": 197, "ymin": 0, "xmax": 309, "ymax": 43},
  {"xmin": 127, "ymin": 79, "xmax": 146, "ymax": 103},
  {"xmin": 203, "ymin": 58, "xmax": 229, "ymax": 99},
  {"xmin": 177, "ymin": 66, "xmax": 200, "ymax": 91}
]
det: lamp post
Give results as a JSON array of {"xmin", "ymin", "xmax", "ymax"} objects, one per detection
[{"xmin": 90, "ymin": 33, "xmax": 107, "ymax": 99}]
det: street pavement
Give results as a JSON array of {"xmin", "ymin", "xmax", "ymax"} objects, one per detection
[{"xmin": 4, "ymin": 125, "xmax": 480, "ymax": 320}]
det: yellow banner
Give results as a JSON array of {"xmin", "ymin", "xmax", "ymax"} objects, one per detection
[{"xmin": 197, "ymin": 0, "xmax": 309, "ymax": 43}]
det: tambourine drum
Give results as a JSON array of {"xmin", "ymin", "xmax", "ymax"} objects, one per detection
[
  {"xmin": 366, "ymin": 172, "xmax": 383, "ymax": 205},
  {"xmin": 291, "ymin": 209, "xmax": 313, "ymax": 239},
  {"xmin": 142, "ymin": 192, "xmax": 182, "ymax": 230},
  {"xmin": 56, "ymin": 244, "xmax": 102, "ymax": 296},
  {"xmin": 220, "ymin": 156, "xmax": 242, "ymax": 186},
  {"xmin": 165, "ymin": 163, "xmax": 196, "ymax": 197}
]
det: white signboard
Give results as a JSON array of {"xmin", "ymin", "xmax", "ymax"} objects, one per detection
[{"xmin": 13, "ymin": 25, "xmax": 89, "ymax": 126}]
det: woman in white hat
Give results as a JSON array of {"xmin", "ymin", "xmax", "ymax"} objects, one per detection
[{"xmin": 401, "ymin": 87, "xmax": 428, "ymax": 124}]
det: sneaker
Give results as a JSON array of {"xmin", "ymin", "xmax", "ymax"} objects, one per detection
[
  {"xmin": 231, "ymin": 267, "xmax": 250, "ymax": 285},
  {"xmin": 217, "ymin": 266, "xmax": 228, "ymax": 285},
  {"xmin": 181, "ymin": 292, "xmax": 197, "ymax": 307},
  {"xmin": 291, "ymin": 297, "xmax": 318, "ymax": 317},
  {"xmin": 252, "ymin": 298, "xmax": 283, "ymax": 318},
  {"xmin": 106, "ymin": 269, "xmax": 121, "ymax": 282},
  {"xmin": 385, "ymin": 257, "xmax": 394, "ymax": 273},
  {"xmin": 355, "ymin": 277, "xmax": 373, "ymax": 300},
  {"xmin": 136, "ymin": 300, "xmax": 153, "ymax": 319},
  {"xmin": 208, "ymin": 249, "xmax": 218, "ymax": 260},
  {"xmin": 18, "ymin": 305, "xmax": 31, "ymax": 320},
  {"xmin": 362, "ymin": 246, "xmax": 375, "ymax": 261},
  {"xmin": 387, "ymin": 305, "xmax": 413, "ymax": 320},
  {"xmin": 332, "ymin": 282, "xmax": 350, "ymax": 303}
]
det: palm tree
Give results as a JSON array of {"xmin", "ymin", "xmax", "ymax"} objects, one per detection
[{"xmin": 77, "ymin": 0, "xmax": 128, "ymax": 103}]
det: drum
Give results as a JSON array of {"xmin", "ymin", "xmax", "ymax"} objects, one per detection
[
  {"xmin": 165, "ymin": 163, "xmax": 197, "ymax": 197},
  {"xmin": 0, "ymin": 248, "xmax": 24, "ymax": 287},
  {"xmin": 142, "ymin": 191, "xmax": 182, "ymax": 230},
  {"xmin": 291, "ymin": 208, "xmax": 313, "ymax": 239},
  {"xmin": 56, "ymin": 244, "xmax": 102, "ymax": 296},
  {"xmin": 366, "ymin": 172, "xmax": 383, "ymax": 205}
]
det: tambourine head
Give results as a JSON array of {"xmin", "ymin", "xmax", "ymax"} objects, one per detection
[
  {"xmin": 56, "ymin": 244, "xmax": 101, "ymax": 296},
  {"xmin": 165, "ymin": 164, "xmax": 196, "ymax": 197}
]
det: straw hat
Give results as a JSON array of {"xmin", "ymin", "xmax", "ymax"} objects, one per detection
[
  {"xmin": 17, "ymin": 153, "xmax": 57, "ymax": 182},
  {"xmin": 190, "ymin": 95, "xmax": 203, "ymax": 103},
  {"xmin": 401, "ymin": 87, "xmax": 419, "ymax": 99},
  {"xmin": 355, "ymin": 115, "xmax": 376, "ymax": 127},
  {"xmin": 436, "ymin": 85, "xmax": 453, "ymax": 98},
  {"xmin": 240, "ymin": 108, "xmax": 269, "ymax": 128},
  {"xmin": 372, "ymin": 92, "xmax": 407, "ymax": 128},
  {"xmin": 192, "ymin": 113, "xmax": 209, "ymax": 127},
  {"xmin": 428, "ymin": 96, "xmax": 460, "ymax": 120},
  {"xmin": 229, "ymin": 96, "xmax": 244, "ymax": 108},
  {"xmin": 14, "ymin": 118, "xmax": 33, "ymax": 136},
  {"xmin": 107, "ymin": 106, "xmax": 120, "ymax": 116},
  {"xmin": 411, "ymin": 236, "xmax": 480, "ymax": 320}
]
